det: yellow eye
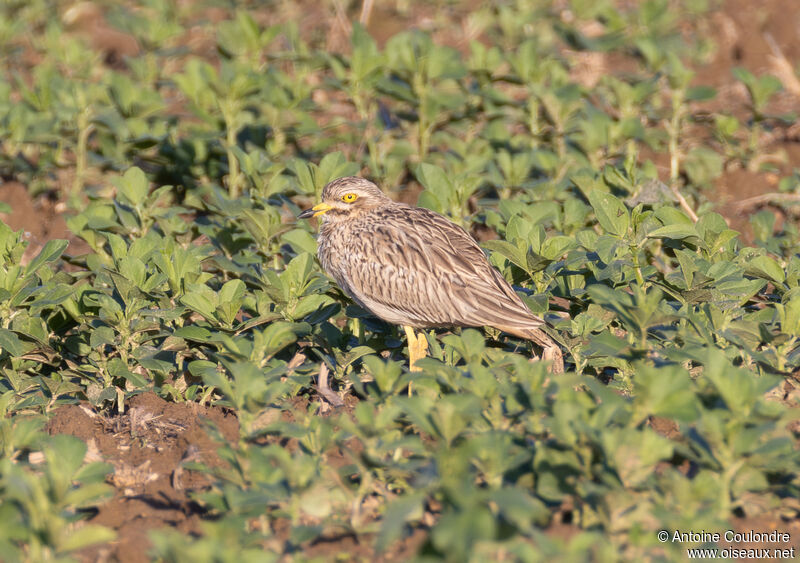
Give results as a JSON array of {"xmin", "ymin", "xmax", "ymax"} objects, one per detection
[{"xmin": 341, "ymin": 192, "xmax": 358, "ymax": 203}]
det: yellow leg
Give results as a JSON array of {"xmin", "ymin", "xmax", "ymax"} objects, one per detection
[
  {"xmin": 403, "ymin": 325, "xmax": 428, "ymax": 372},
  {"xmin": 414, "ymin": 331, "xmax": 429, "ymax": 369}
]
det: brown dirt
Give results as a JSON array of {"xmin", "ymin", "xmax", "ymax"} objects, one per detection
[
  {"xmin": 698, "ymin": 0, "xmax": 800, "ymax": 89},
  {"xmin": 45, "ymin": 392, "xmax": 239, "ymax": 563},
  {"xmin": 43, "ymin": 391, "xmax": 429, "ymax": 562},
  {"xmin": 62, "ymin": 2, "xmax": 140, "ymax": 68},
  {"xmin": 0, "ymin": 181, "xmax": 90, "ymax": 265},
  {"xmin": 694, "ymin": 0, "xmax": 800, "ymax": 240}
]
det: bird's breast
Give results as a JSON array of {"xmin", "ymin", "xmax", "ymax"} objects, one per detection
[{"xmin": 317, "ymin": 222, "xmax": 355, "ymax": 286}]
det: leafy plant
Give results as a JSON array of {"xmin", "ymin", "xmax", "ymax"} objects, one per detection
[{"xmin": 0, "ymin": 1, "xmax": 797, "ymax": 560}]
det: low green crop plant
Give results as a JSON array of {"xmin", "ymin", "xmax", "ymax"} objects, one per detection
[
  {"xmin": 0, "ymin": 400, "xmax": 115, "ymax": 560},
  {"xmin": 0, "ymin": 1, "xmax": 797, "ymax": 560}
]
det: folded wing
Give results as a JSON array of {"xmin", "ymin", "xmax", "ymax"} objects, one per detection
[{"xmin": 335, "ymin": 205, "xmax": 547, "ymax": 333}]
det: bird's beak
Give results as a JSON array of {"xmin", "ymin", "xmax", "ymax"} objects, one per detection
[{"xmin": 298, "ymin": 202, "xmax": 333, "ymax": 219}]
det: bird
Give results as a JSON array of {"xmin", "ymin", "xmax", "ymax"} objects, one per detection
[{"xmin": 298, "ymin": 176, "xmax": 564, "ymax": 374}]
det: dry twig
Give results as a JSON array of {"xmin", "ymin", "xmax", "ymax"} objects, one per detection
[
  {"xmin": 730, "ymin": 192, "xmax": 800, "ymax": 211},
  {"xmin": 317, "ymin": 363, "xmax": 344, "ymax": 407},
  {"xmin": 670, "ymin": 185, "xmax": 699, "ymax": 222},
  {"xmin": 765, "ymin": 33, "xmax": 800, "ymax": 97},
  {"xmin": 359, "ymin": 0, "xmax": 374, "ymax": 25}
]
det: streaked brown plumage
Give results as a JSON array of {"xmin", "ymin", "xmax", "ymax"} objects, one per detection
[{"xmin": 299, "ymin": 177, "xmax": 564, "ymax": 373}]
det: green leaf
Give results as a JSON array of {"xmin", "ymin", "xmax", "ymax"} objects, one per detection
[
  {"xmin": 175, "ymin": 326, "xmax": 213, "ymax": 342},
  {"xmin": 363, "ymin": 355, "xmax": 402, "ymax": 393},
  {"xmin": 375, "ymin": 493, "xmax": 425, "ymax": 553},
  {"xmin": 483, "ymin": 240, "xmax": 527, "ymax": 271},
  {"xmin": 588, "ymin": 191, "xmax": 629, "ymax": 237},
  {"xmin": 181, "ymin": 290, "xmax": 217, "ymax": 322},
  {"xmin": 633, "ymin": 363, "xmax": 699, "ymax": 422},
  {"xmin": 647, "ymin": 224, "xmax": 700, "ymax": 241},
  {"xmin": 0, "ymin": 328, "xmax": 25, "ymax": 356},
  {"xmin": 416, "ymin": 163, "xmax": 454, "ymax": 206},
  {"xmin": 59, "ymin": 524, "xmax": 116, "ymax": 552},
  {"xmin": 45, "ymin": 434, "xmax": 87, "ymax": 482},
  {"xmin": 218, "ymin": 279, "xmax": 246, "ymax": 305},
  {"xmin": 702, "ymin": 350, "xmax": 781, "ymax": 415},
  {"xmin": 280, "ymin": 228, "xmax": 318, "ymax": 255},
  {"xmin": 540, "ymin": 236, "xmax": 577, "ymax": 260},
  {"xmin": 25, "ymin": 239, "xmax": 69, "ymax": 277},
  {"xmin": 779, "ymin": 290, "xmax": 800, "ymax": 336},
  {"xmin": 62, "ymin": 481, "xmax": 114, "ymax": 508},
  {"xmin": 108, "ymin": 358, "xmax": 148, "ymax": 387},
  {"xmin": 114, "ymin": 166, "xmax": 150, "ymax": 206},
  {"xmin": 292, "ymin": 294, "xmax": 336, "ymax": 320},
  {"xmin": 489, "ymin": 488, "xmax": 549, "ymax": 529},
  {"xmin": 290, "ymin": 159, "xmax": 315, "ymax": 194},
  {"xmin": 748, "ymin": 255, "xmax": 785, "ymax": 284},
  {"xmin": 684, "ymin": 146, "xmax": 723, "ymax": 186},
  {"xmin": 603, "ymin": 427, "xmax": 673, "ymax": 487},
  {"xmin": 253, "ymin": 321, "xmax": 309, "ymax": 359}
]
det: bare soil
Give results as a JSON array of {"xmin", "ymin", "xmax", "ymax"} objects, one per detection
[
  {"xmin": 0, "ymin": 181, "xmax": 89, "ymax": 265},
  {"xmin": 45, "ymin": 392, "xmax": 239, "ymax": 563},
  {"xmin": 697, "ymin": 0, "xmax": 800, "ymax": 239}
]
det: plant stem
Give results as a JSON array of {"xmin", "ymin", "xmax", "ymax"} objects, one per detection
[
  {"xmin": 413, "ymin": 73, "xmax": 429, "ymax": 159},
  {"xmin": 72, "ymin": 109, "xmax": 92, "ymax": 203},
  {"xmin": 226, "ymin": 121, "xmax": 240, "ymax": 199},
  {"xmin": 221, "ymin": 98, "xmax": 242, "ymax": 199},
  {"xmin": 631, "ymin": 246, "xmax": 645, "ymax": 286}
]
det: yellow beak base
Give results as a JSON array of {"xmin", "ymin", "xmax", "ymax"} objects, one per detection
[{"xmin": 298, "ymin": 202, "xmax": 333, "ymax": 219}]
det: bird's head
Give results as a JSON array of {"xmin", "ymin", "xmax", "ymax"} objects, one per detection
[{"xmin": 298, "ymin": 177, "xmax": 392, "ymax": 222}]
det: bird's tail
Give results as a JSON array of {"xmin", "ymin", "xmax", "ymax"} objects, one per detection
[{"xmin": 497, "ymin": 325, "xmax": 565, "ymax": 374}]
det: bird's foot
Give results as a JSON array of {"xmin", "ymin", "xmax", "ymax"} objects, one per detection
[
  {"xmin": 404, "ymin": 326, "xmax": 429, "ymax": 372},
  {"xmin": 543, "ymin": 345, "xmax": 564, "ymax": 374},
  {"xmin": 527, "ymin": 346, "xmax": 565, "ymax": 374},
  {"xmin": 412, "ymin": 333, "xmax": 429, "ymax": 372}
]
